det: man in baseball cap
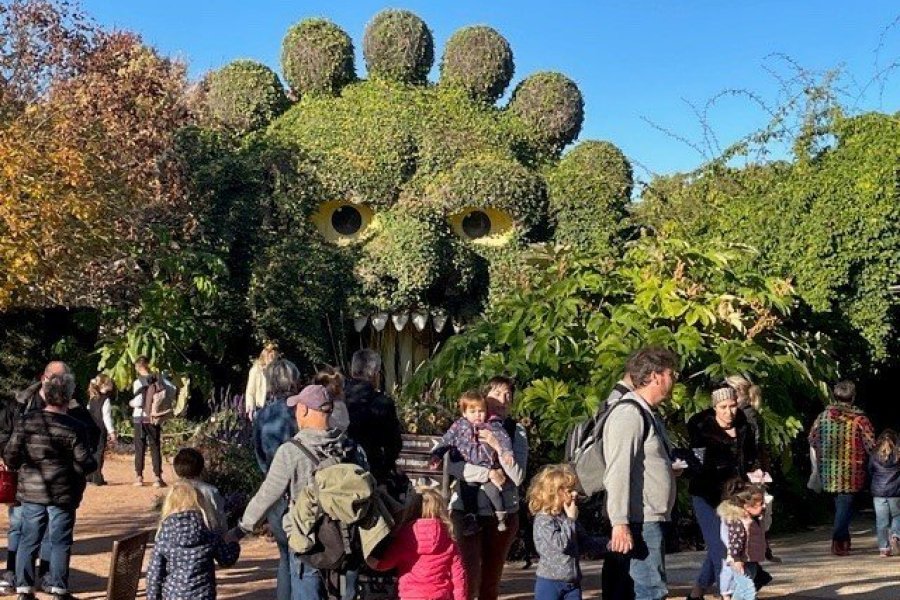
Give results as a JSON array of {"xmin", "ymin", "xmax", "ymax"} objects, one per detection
[{"xmin": 286, "ymin": 384, "xmax": 333, "ymax": 414}]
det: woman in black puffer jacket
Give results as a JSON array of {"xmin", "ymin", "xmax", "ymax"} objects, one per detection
[{"xmin": 685, "ymin": 385, "xmax": 759, "ymax": 600}]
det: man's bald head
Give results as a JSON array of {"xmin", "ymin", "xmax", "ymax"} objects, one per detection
[{"xmin": 43, "ymin": 361, "xmax": 71, "ymax": 379}]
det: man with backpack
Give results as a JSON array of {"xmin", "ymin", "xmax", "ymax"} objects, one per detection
[
  {"xmin": 129, "ymin": 357, "xmax": 176, "ymax": 488},
  {"xmin": 600, "ymin": 347, "xmax": 680, "ymax": 600},
  {"xmin": 231, "ymin": 384, "xmax": 366, "ymax": 600}
]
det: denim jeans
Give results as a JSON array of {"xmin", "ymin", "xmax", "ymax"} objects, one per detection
[
  {"xmin": 535, "ymin": 576, "xmax": 582, "ymax": 600},
  {"xmin": 16, "ymin": 503, "xmax": 75, "ymax": 594},
  {"xmin": 601, "ymin": 522, "xmax": 668, "ymax": 600},
  {"xmin": 873, "ymin": 497, "xmax": 900, "ymax": 550},
  {"xmin": 288, "ymin": 551, "xmax": 324, "ymax": 600},
  {"xmin": 267, "ymin": 499, "xmax": 291, "ymax": 600},
  {"xmin": 6, "ymin": 505, "xmax": 22, "ymax": 571},
  {"xmin": 342, "ymin": 569, "xmax": 358, "ymax": 600},
  {"xmin": 691, "ymin": 495, "xmax": 725, "ymax": 590},
  {"xmin": 832, "ymin": 493, "xmax": 855, "ymax": 542},
  {"xmin": 731, "ymin": 563, "xmax": 758, "ymax": 600}
]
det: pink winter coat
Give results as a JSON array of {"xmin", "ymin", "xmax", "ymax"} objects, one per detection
[{"xmin": 374, "ymin": 518, "xmax": 467, "ymax": 600}]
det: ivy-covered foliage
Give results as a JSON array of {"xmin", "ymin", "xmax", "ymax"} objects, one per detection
[
  {"xmin": 204, "ymin": 60, "xmax": 289, "ymax": 133},
  {"xmin": 440, "ymin": 26, "xmax": 514, "ymax": 103},
  {"xmin": 405, "ymin": 235, "xmax": 835, "ymax": 455},
  {"xmin": 281, "ymin": 19, "xmax": 355, "ymax": 96},
  {"xmin": 637, "ymin": 110, "xmax": 900, "ymax": 370}
]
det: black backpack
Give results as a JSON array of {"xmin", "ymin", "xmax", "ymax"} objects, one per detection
[
  {"xmin": 565, "ymin": 394, "xmax": 652, "ymax": 496},
  {"xmin": 290, "ymin": 440, "xmax": 363, "ymax": 572}
]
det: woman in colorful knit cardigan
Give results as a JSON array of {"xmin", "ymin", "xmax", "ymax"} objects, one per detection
[{"xmin": 808, "ymin": 380, "xmax": 875, "ymax": 556}]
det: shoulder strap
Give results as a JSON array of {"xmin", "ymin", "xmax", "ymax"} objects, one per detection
[
  {"xmin": 607, "ymin": 398, "xmax": 652, "ymax": 442},
  {"xmin": 290, "ymin": 439, "xmax": 320, "ymax": 466}
]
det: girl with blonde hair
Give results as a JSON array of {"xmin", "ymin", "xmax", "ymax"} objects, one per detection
[
  {"xmin": 146, "ymin": 482, "xmax": 240, "ymax": 600},
  {"xmin": 374, "ymin": 488, "xmax": 467, "ymax": 600},
  {"xmin": 527, "ymin": 464, "xmax": 608, "ymax": 600}
]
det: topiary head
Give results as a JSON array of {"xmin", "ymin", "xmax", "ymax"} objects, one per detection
[{"xmin": 215, "ymin": 11, "xmax": 631, "ymax": 387}]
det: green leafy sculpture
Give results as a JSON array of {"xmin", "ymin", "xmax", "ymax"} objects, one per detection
[{"xmin": 203, "ymin": 10, "xmax": 633, "ymax": 389}]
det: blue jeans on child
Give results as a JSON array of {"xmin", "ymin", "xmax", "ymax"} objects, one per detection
[
  {"xmin": 873, "ymin": 497, "xmax": 900, "ymax": 550},
  {"xmin": 15, "ymin": 503, "xmax": 75, "ymax": 594},
  {"xmin": 535, "ymin": 577, "xmax": 582, "ymax": 600},
  {"xmin": 731, "ymin": 563, "xmax": 758, "ymax": 600}
]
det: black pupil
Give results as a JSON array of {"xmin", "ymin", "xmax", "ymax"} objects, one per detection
[
  {"xmin": 462, "ymin": 211, "xmax": 491, "ymax": 239},
  {"xmin": 332, "ymin": 205, "xmax": 363, "ymax": 235}
]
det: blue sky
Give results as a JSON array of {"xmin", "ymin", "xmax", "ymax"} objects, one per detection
[{"xmin": 82, "ymin": 1, "xmax": 899, "ymax": 179}]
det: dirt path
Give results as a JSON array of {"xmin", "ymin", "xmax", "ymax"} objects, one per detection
[{"xmin": 1, "ymin": 453, "xmax": 897, "ymax": 599}]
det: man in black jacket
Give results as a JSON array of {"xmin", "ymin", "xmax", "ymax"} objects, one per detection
[
  {"xmin": 4, "ymin": 372, "xmax": 96, "ymax": 600},
  {"xmin": 343, "ymin": 349, "xmax": 403, "ymax": 486}
]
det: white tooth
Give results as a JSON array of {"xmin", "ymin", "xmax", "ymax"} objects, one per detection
[
  {"xmin": 432, "ymin": 312, "xmax": 448, "ymax": 332},
  {"xmin": 353, "ymin": 315, "xmax": 368, "ymax": 333},
  {"xmin": 371, "ymin": 312, "xmax": 389, "ymax": 331},
  {"xmin": 391, "ymin": 312, "xmax": 409, "ymax": 331},
  {"xmin": 412, "ymin": 311, "xmax": 429, "ymax": 331}
]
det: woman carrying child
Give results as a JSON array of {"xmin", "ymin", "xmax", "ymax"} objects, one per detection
[
  {"xmin": 431, "ymin": 390, "xmax": 513, "ymax": 535},
  {"xmin": 527, "ymin": 464, "xmax": 608, "ymax": 600},
  {"xmin": 869, "ymin": 429, "xmax": 900, "ymax": 557},
  {"xmin": 146, "ymin": 481, "xmax": 240, "ymax": 600},
  {"xmin": 446, "ymin": 376, "xmax": 528, "ymax": 600}
]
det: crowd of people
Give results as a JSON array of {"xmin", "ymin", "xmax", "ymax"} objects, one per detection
[{"xmin": 0, "ymin": 345, "xmax": 896, "ymax": 600}]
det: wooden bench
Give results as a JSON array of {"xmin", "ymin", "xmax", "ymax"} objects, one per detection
[
  {"xmin": 106, "ymin": 529, "xmax": 152, "ymax": 600},
  {"xmin": 397, "ymin": 434, "xmax": 449, "ymax": 498}
]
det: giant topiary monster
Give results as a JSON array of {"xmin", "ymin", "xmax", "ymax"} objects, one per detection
[{"xmin": 203, "ymin": 10, "xmax": 633, "ymax": 390}]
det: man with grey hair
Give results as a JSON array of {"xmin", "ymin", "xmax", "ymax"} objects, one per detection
[
  {"xmin": 344, "ymin": 349, "xmax": 402, "ymax": 485},
  {"xmin": 5, "ymin": 372, "xmax": 96, "ymax": 600}
]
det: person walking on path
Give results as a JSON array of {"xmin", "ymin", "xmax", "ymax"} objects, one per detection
[
  {"xmin": 448, "ymin": 375, "xmax": 528, "ymax": 600},
  {"xmin": 85, "ymin": 375, "xmax": 116, "ymax": 486},
  {"xmin": 868, "ymin": 429, "xmax": 900, "ymax": 557},
  {"xmin": 244, "ymin": 343, "xmax": 278, "ymax": 419},
  {"xmin": 249, "ymin": 358, "xmax": 301, "ymax": 600},
  {"xmin": 129, "ymin": 356, "xmax": 175, "ymax": 488},
  {"xmin": 601, "ymin": 347, "xmax": 680, "ymax": 600},
  {"xmin": 230, "ymin": 384, "xmax": 366, "ymax": 600},
  {"xmin": 808, "ymin": 380, "xmax": 875, "ymax": 556},
  {"xmin": 685, "ymin": 384, "xmax": 758, "ymax": 600},
  {"xmin": 344, "ymin": 349, "xmax": 403, "ymax": 486},
  {"xmin": 4, "ymin": 372, "xmax": 97, "ymax": 600}
]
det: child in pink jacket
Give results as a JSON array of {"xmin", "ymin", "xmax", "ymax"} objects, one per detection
[{"xmin": 374, "ymin": 488, "xmax": 468, "ymax": 600}]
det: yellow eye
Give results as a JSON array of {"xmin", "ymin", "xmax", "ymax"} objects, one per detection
[
  {"xmin": 311, "ymin": 200, "xmax": 374, "ymax": 244},
  {"xmin": 448, "ymin": 207, "xmax": 514, "ymax": 245}
]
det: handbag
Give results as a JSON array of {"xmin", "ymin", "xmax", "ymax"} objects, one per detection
[
  {"xmin": 807, "ymin": 446, "xmax": 823, "ymax": 493},
  {"xmin": 0, "ymin": 465, "xmax": 18, "ymax": 504}
]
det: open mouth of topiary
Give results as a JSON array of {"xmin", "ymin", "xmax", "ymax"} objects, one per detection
[{"xmin": 349, "ymin": 307, "xmax": 463, "ymax": 392}]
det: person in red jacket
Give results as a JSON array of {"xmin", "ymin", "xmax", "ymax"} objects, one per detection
[{"xmin": 373, "ymin": 488, "xmax": 467, "ymax": 600}]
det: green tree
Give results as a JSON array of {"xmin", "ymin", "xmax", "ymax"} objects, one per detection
[{"xmin": 406, "ymin": 235, "xmax": 835, "ymax": 454}]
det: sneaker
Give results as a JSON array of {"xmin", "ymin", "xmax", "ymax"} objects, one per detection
[
  {"xmin": 17, "ymin": 594, "xmax": 36, "ymax": 600},
  {"xmin": 879, "ymin": 549, "xmax": 891, "ymax": 557},
  {"xmin": 133, "ymin": 476, "xmax": 144, "ymax": 487},
  {"xmin": 461, "ymin": 514, "xmax": 480, "ymax": 537},
  {"xmin": 890, "ymin": 535, "xmax": 900, "ymax": 557},
  {"xmin": 153, "ymin": 478, "xmax": 167, "ymax": 488}
]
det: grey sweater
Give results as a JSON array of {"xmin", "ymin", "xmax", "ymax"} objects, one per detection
[
  {"xmin": 533, "ymin": 513, "xmax": 607, "ymax": 583},
  {"xmin": 601, "ymin": 393, "xmax": 676, "ymax": 526},
  {"xmin": 239, "ymin": 427, "xmax": 363, "ymax": 534}
]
